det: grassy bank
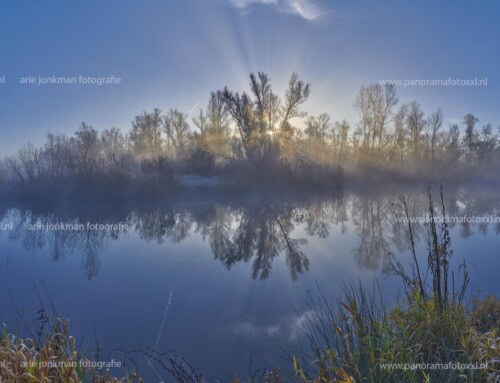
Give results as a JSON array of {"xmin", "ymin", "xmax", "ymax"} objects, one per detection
[
  {"xmin": 285, "ymin": 288, "xmax": 499, "ymax": 383},
  {"xmin": 0, "ymin": 318, "xmax": 141, "ymax": 382},
  {"xmin": 1, "ymin": 293, "xmax": 497, "ymax": 383}
]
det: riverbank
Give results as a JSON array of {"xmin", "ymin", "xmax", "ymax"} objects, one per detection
[{"xmin": 1, "ymin": 291, "xmax": 498, "ymax": 382}]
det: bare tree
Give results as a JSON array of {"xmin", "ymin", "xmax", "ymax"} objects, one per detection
[
  {"xmin": 44, "ymin": 133, "xmax": 70, "ymax": 179},
  {"xmin": 444, "ymin": 124, "xmax": 461, "ymax": 164},
  {"xmin": 6, "ymin": 143, "xmax": 44, "ymax": 185},
  {"xmin": 129, "ymin": 108, "xmax": 164, "ymax": 157},
  {"xmin": 193, "ymin": 91, "xmax": 231, "ymax": 159},
  {"xmin": 476, "ymin": 123, "xmax": 497, "ymax": 162},
  {"xmin": 354, "ymin": 84, "xmax": 397, "ymax": 159},
  {"xmin": 334, "ymin": 119, "xmax": 351, "ymax": 165},
  {"xmin": 407, "ymin": 102, "xmax": 426, "ymax": 160},
  {"xmin": 164, "ymin": 108, "xmax": 190, "ymax": 157},
  {"xmin": 388, "ymin": 104, "xmax": 408, "ymax": 161},
  {"xmin": 101, "ymin": 127, "xmax": 125, "ymax": 156},
  {"xmin": 73, "ymin": 123, "xmax": 101, "ymax": 177},
  {"xmin": 462, "ymin": 113, "xmax": 479, "ymax": 163},
  {"xmin": 427, "ymin": 108, "xmax": 443, "ymax": 164},
  {"xmin": 305, "ymin": 113, "xmax": 331, "ymax": 164},
  {"xmin": 222, "ymin": 72, "xmax": 310, "ymax": 164}
]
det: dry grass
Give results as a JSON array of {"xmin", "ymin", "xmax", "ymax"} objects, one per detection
[{"xmin": 0, "ymin": 317, "xmax": 142, "ymax": 383}]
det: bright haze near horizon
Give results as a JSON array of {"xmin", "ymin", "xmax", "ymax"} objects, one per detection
[{"xmin": 0, "ymin": 0, "xmax": 498, "ymax": 155}]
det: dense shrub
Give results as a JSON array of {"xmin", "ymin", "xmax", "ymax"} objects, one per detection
[
  {"xmin": 188, "ymin": 147, "xmax": 215, "ymax": 175},
  {"xmin": 137, "ymin": 156, "xmax": 174, "ymax": 197}
]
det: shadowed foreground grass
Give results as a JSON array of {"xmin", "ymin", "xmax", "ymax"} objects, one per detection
[
  {"xmin": 1, "ymin": 293, "xmax": 498, "ymax": 383},
  {"xmin": 0, "ymin": 318, "xmax": 142, "ymax": 383},
  {"xmin": 285, "ymin": 289, "xmax": 499, "ymax": 383}
]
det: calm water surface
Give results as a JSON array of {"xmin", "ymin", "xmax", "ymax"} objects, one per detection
[{"xmin": 0, "ymin": 186, "xmax": 499, "ymax": 381}]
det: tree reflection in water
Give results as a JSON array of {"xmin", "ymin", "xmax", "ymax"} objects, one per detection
[
  {"xmin": 5, "ymin": 210, "xmax": 122, "ymax": 279},
  {"xmin": 135, "ymin": 204, "xmax": 310, "ymax": 281},
  {"xmin": 1, "ymin": 187, "xmax": 499, "ymax": 280}
]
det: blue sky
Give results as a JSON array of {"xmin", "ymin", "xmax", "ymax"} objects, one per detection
[{"xmin": 0, "ymin": 0, "xmax": 499, "ymax": 154}]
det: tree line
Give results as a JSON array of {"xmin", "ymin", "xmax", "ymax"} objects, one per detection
[{"xmin": 1, "ymin": 72, "xmax": 499, "ymax": 196}]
